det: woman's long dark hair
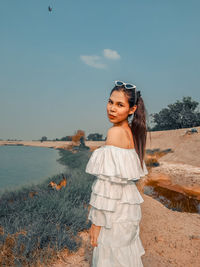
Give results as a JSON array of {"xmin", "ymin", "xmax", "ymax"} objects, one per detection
[{"xmin": 110, "ymin": 85, "xmax": 148, "ymax": 170}]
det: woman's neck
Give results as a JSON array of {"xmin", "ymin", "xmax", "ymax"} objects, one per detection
[{"xmin": 113, "ymin": 119, "xmax": 130, "ymax": 129}]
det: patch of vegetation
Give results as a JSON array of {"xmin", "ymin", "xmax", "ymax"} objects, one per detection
[{"xmin": 0, "ymin": 149, "xmax": 95, "ymax": 266}]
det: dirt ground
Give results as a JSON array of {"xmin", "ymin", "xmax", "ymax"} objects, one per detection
[{"xmin": 50, "ymin": 190, "xmax": 200, "ymax": 267}]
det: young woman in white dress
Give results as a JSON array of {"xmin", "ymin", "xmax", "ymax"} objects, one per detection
[{"xmin": 85, "ymin": 81, "xmax": 148, "ymax": 267}]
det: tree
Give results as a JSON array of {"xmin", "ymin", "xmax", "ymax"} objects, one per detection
[
  {"xmin": 72, "ymin": 130, "xmax": 85, "ymax": 145},
  {"xmin": 87, "ymin": 133, "xmax": 103, "ymax": 141},
  {"xmin": 41, "ymin": 136, "xmax": 47, "ymax": 142},
  {"xmin": 60, "ymin": 136, "xmax": 72, "ymax": 141},
  {"xmin": 150, "ymin": 96, "xmax": 200, "ymax": 131}
]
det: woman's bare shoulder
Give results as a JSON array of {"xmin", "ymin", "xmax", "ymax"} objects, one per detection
[{"xmin": 105, "ymin": 127, "xmax": 125, "ymax": 146}]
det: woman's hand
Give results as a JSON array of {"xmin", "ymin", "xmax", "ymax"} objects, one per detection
[{"xmin": 89, "ymin": 224, "xmax": 101, "ymax": 247}]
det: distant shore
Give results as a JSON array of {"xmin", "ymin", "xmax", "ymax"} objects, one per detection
[
  {"xmin": 0, "ymin": 140, "xmax": 105, "ymax": 150},
  {"xmin": 1, "ymin": 126, "xmax": 200, "ymax": 158}
]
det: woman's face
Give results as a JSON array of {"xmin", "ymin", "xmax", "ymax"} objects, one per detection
[{"xmin": 106, "ymin": 90, "xmax": 136, "ymax": 125}]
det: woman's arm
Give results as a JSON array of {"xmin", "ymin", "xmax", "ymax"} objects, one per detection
[
  {"xmin": 89, "ymin": 224, "xmax": 101, "ymax": 247},
  {"xmin": 88, "ymin": 204, "xmax": 101, "ymax": 247}
]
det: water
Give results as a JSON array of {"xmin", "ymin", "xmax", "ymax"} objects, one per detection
[
  {"xmin": 144, "ymin": 182, "xmax": 200, "ymax": 214},
  {"xmin": 0, "ymin": 145, "xmax": 66, "ymax": 194}
]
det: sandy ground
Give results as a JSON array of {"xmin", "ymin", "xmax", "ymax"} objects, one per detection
[
  {"xmin": 145, "ymin": 126, "xmax": 200, "ymax": 167},
  {"xmin": 1, "ymin": 127, "xmax": 200, "ymax": 266},
  {"xmin": 50, "ymin": 192, "xmax": 200, "ymax": 267}
]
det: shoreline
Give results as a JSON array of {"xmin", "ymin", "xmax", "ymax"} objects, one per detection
[
  {"xmin": 1, "ymin": 129, "xmax": 200, "ymax": 199},
  {"xmin": 0, "ymin": 140, "xmax": 106, "ymax": 150},
  {"xmin": 0, "ymin": 140, "xmax": 73, "ymax": 149}
]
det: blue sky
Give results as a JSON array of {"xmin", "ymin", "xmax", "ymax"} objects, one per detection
[{"xmin": 1, "ymin": 0, "xmax": 200, "ymax": 140}]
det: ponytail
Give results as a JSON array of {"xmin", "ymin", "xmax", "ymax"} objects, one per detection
[{"xmin": 130, "ymin": 91, "xmax": 147, "ymax": 170}]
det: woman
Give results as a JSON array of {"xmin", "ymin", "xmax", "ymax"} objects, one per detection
[{"xmin": 85, "ymin": 81, "xmax": 148, "ymax": 267}]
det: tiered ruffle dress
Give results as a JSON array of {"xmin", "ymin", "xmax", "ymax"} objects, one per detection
[{"xmin": 85, "ymin": 145, "xmax": 148, "ymax": 267}]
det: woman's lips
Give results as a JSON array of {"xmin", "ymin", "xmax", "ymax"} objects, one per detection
[{"xmin": 109, "ymin": 114, "xmax": 116, "ymax": 118}]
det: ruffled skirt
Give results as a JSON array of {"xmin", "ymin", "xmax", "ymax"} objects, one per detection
[
  {"xmin": 91, "ymin": 220, "xmax": 145, "ymax": 267},
  {"xmin": 88, "ymin": 176, "xmax": 146, "ymax": 267}
]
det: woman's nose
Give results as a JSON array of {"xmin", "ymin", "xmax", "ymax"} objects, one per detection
[{"xmin": 110, "ymin": 105, "xmax": 116, "ymax": 112}]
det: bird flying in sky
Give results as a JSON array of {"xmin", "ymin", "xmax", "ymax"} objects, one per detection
[{"xmin": 48, "ymin": 6, "xmax": 52, "ymax": 12}]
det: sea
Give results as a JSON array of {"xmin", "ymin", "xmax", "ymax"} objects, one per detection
[{"xmin": 0, "ymin": 145, "xmax": 66, "ymax": 195}]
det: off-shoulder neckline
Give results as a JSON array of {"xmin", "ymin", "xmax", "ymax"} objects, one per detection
[{"xmin": 102, "ymin": 145, "xmax": 136, "ymax": 151}]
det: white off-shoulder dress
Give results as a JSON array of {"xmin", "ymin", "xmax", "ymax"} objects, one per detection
[{"xmin": 85, "ymin": 145, "xmax": 148, "ymax": 267}]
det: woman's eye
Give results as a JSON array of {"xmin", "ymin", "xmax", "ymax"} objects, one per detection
[{"xmin": 108, "ymin": 100, "xmax": 123, "ymax": 106}]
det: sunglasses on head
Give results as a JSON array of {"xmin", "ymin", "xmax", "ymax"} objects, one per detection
[{"xmin": 115, "ymin": 80, "xmax": 136, "ymax": 90}]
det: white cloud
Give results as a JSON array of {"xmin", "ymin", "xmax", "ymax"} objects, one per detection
[
  {"xmin": 80, "ymin": 55, "xmax": 107, "ymax": 69},
  {"xmin": 103, "ymin": 49, "xmax": 120, "ymax": 60}
]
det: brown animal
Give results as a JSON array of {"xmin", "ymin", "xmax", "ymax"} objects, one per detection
[
  {"xmin": 29, "ymin": 191, "xmax": 38, "ymax": 198},
  {"xmin": 48, "ymin": 174, "xmax": 67, "ymax": 190}
]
